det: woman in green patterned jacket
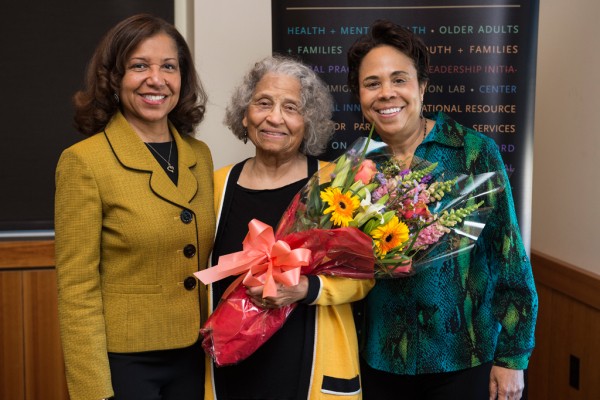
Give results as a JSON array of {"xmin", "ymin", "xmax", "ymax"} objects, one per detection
[{"xmin": 347, "ymin": 19, "xmax": 537, "ymax": 400}]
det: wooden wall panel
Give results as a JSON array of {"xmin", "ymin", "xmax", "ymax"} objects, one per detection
[
  {"xmin": 23, "ymin": 269, "xmax": 69, "ymax": 400},
  {"xmin": 0, "ymin": 241, "xmax": 54, "ymax": 269},
  {"xmin": 531, "ymin": 251, "xmax": 600, "ymax": 311},
  {"xmin": 582, "ymin": 303, "xmax": 600, "ymax": 397},
  {"xmin": 529, "ymin": 251, "xmax": 600, "ymax": 400},
  {"xmin": 550, "ymin": 292, "xmax": 600, "ymax": 399},
  {"xmin": 1, "ymin": 241, "xmax": 68, "ymax": 400},
  {"xmin": 0, "ymin": 271, "xmax": 25, "ymax": 400}
]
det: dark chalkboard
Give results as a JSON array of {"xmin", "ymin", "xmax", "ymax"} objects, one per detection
[{"xmin": 0, "ymin": 0, "xmax": 174, "ymax": 236}]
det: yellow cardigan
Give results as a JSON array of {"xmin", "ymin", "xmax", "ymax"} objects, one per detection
[
  {"xmin": 205, "ymin": 162, "xmax": 374, "ymax": 399},
  {"xmin": 54, "ymin": 112, "xmax": 215, "ymax": 400}
]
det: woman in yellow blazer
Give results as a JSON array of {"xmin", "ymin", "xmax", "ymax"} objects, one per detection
[{"xmin": 54, "ymin": 14, "xmax": 215, "ymax": 400}]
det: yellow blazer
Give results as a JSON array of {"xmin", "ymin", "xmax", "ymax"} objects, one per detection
[{"xmin": 55, "ymin": 112, "xmax": 215, "ymax": 400}]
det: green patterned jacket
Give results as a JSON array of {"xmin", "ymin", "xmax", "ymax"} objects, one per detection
[{"xmin": 361, "ymin": 112, "xmax": 538, "ymax": 374}]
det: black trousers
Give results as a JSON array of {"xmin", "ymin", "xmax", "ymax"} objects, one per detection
[
  {"xmin": 108, "ymin": 341, "xmax": 204, "ymax": 400},
  {"xmin": 361, "ymin": 358, "xmax": 493, "ymax": 400}
]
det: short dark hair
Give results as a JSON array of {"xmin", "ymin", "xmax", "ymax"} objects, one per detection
[
  {"xmin": 347, "ymin": 19, "xmax": 430, "ymax": 96},
  {"xmin": 73, "ymin": 13, "xmax": 207, "ymax": 136}
]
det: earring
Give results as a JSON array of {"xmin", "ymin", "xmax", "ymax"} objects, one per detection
[
  {"xmin": 420, "ymin": 99, "xmax": 424, "ymax": 119},
  {"xmin": 113, "ymin": 93, "xmax": 120, "ymax": 104},
  {"xmin": 243, "ymin": 129, "xmax": 248, "ymax": 144}
]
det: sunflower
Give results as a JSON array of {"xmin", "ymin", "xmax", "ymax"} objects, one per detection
[
  {"xmin": 370, "ymin": 215, "xmax": 410, "ymax": 258},
  {"xmin": 320, "ymin": 187, "xmax": 360, "ymax": 227}
]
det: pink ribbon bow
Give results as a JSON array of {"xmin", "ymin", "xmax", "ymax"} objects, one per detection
[{"xmin": 194, "ymin": 219, "xmax": 311, "ymax": 298}]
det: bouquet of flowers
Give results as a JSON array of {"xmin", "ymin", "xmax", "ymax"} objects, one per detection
[
  {"xmin": 276, "ymin": 130, "xmax": 505, "ymax": 278},
  {"xmin": 195, "ymin": 126, "xmax": 505, "ymax": 366}
]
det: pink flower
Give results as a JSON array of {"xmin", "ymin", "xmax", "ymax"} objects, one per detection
[
  {"xmin": 414, "ymin": 223, "xmax": 451, "ymax": 248},
  {"xmin": 354, "ymin": 159, "xmax": 377, "ymax": 184}
]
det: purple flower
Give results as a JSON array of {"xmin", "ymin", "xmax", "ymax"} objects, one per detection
[
  {"xmin": 420, "ymin": 174, "xmax": 433, "ymax": 184},
  {"xmin": 375, "ymin": 172, "xmax": 387, "ymax": 185},
  {"xmin": 372, "ymin": 185, "xmax": 388, "ymax": 202}
]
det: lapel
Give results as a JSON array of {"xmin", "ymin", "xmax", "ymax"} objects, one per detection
[{"xmin": 104, "ymin": 112, "xmax": 198, "ymax": 208}]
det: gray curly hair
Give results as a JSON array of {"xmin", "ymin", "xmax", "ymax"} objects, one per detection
[{"xmin": 224, "ymin": 55, "xmax": 335, "ymax": 156}]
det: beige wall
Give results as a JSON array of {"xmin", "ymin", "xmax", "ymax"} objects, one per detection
[
  {"xmin": 532, "ymin": 0, "xmax": 600, "ymax": 274},
  {"xmin": 193, "ymin": 0, "xmax": 270, "ymax": 170},
  {"xmin": 190, "ymin": 0, "xmax": 600, "ymax": 275}
]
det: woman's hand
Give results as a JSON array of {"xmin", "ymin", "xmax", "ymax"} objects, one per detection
[
  {"xmin": 246, "ymin": 275, "xmax": 309, "ymax": 308},
  {"xmin": 489, "ymin": 366, "xmax": 524, "ymax": 400}
]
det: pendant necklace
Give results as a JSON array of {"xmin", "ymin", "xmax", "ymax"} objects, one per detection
[{"xmin": 146, "ymin": 139, "xmax": 175, "ymax": 173}]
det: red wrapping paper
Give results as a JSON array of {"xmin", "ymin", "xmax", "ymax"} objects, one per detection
[{"xmin": 200, "ymin": 225, "xmax": 374, "ymax": 366}]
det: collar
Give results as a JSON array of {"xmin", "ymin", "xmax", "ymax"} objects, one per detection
[
  {"xmin": 103, "ymin": 111, "xmax": 199, "ymax": 206},
  {"xmin": 422, "ymin": 112, "xmax": 468, "ymax": 148}
]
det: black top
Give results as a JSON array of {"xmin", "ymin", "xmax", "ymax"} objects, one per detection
[
  {"xmin": 212, "ymin": 157, "xmax": 318, "ymax": 400},
  {"xmin": 144, "ymin": 140, "xmax": 178, "ymax": 185}
]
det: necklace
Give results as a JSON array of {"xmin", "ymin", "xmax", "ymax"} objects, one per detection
[
  {"xmin": 422, "ymin": 117, "xmax": 428, "ymax": 138},
  {"xmin": 146, "ymin": 139, "xmax": 175, "ymax": 173}
]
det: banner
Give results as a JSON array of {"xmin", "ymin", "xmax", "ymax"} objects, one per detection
[{"xmin": 272, "ymin": 0, "xmax": 538, "ymax": 249}]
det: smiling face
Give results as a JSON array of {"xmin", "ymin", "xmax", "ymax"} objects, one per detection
[
  {"xmin": 243, "ymin": 73, "xmax": 306, "ymax": 159},
  {"xmin": 119, "ymin": 33, "xmax": 181, "ymax": 135},
  {"xmin": 358, "ymin": 45, "xmax": 426, "ymax": 143}
]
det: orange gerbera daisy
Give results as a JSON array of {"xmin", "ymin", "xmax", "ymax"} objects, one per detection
[
  {"xmin": 320, "ymin": 187, "xmax": 360, "ymax": 227},
  {"xmin": 371, "ymin": 215, "xmax": 410, "ymax": 258}
]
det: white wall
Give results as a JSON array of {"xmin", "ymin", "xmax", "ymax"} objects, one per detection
[
  {"xmin": 190, "ymin": 1, "xmax": 600, "ymax": 275},
  {"xmin": 532, "ymin": 0, "xmax": 600, "ymax": 274},
  {"xmin": 193, "ymin": 0, "xmax": 271, "ymax": 169}
]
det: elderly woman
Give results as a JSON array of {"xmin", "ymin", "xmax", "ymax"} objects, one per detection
[
  {"xmin": 55, "ymin": 14, "xmax": 214, "ymax": 400},
  {"xmin": 347, "ymin": 20, "xmax": 538, "ymax": 400},
  {"xmin": 205, "ymin": 55, "xmax": 374, "ymax": 400}
]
